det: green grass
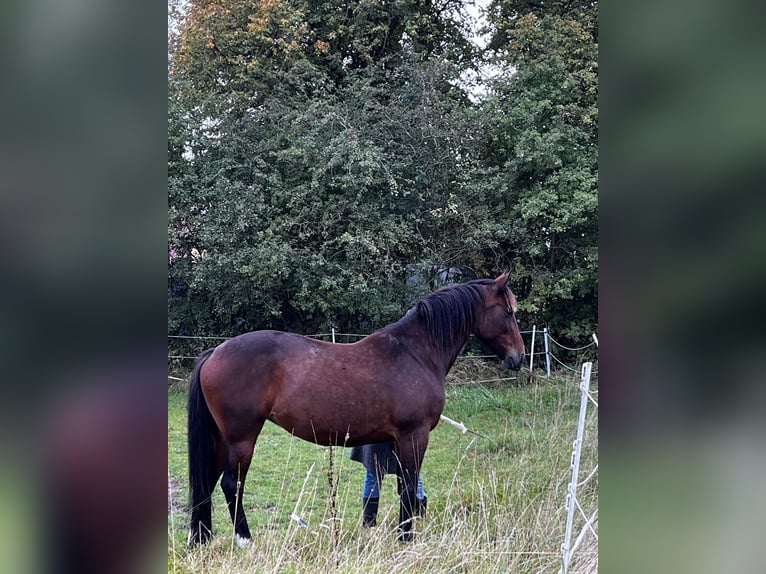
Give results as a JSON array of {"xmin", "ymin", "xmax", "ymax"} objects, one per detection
[{"xmin": 168, "ymin": 364, "xmax": 597, "ymax": 573}]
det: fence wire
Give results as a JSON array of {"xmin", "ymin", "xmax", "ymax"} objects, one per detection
[{"xmin": 169, "ymin": 327, "xmax": 597, "ymax": 376}]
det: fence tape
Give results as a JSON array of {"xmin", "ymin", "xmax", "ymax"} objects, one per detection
[{"xmin": 169, "ymin": 329, "xmax": 598, "ymax": 374}]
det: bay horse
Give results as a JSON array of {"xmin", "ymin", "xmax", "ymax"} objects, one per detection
[{"xmin": 187, "ymin": 273, "xmax": 525, "ymax": 546}]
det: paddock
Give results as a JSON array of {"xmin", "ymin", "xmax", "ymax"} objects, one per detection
[{"xmin": 168, "ymin": 359, "xmax": 598, "ymax": 574}]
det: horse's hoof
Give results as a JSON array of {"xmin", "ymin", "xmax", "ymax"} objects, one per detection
[
  {"xmin": 398, "ymin": 530, "xmax": 414, "ymax": 542},
  {"xmin": 236, "ymin": 534, "xmax": 252, "ymax": 548}
]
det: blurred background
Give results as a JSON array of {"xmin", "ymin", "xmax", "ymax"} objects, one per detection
[
  {"xmin": 0, "ymin": 0, "xmax": 167, "ymax": 572},
  {"xmin": 600, "ymin": 0, "xmax": 766, "ymax": 572}
]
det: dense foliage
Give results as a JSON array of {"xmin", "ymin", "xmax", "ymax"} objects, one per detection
[{"xmin": 168, "ymin": 0, "xmax": 597, "ymax": 344}]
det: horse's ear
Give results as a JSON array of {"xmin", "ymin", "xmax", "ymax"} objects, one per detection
[{"xmin": 494, "ymin": 272, "xmax": 510, "ymax": 290}]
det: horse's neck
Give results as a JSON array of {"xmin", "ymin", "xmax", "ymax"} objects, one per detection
[
  {"xmin": 441, "ymin": 336, "xmax": 469, "ymax": 377},
  {"xmin": 386, "ymin": 312, "xmax": 471, "ymax": 379}
]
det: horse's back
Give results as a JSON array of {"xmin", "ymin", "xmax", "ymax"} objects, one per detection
[{"xmin": 217, "ymin": 329, "xmax": 313, "ymax": 355}]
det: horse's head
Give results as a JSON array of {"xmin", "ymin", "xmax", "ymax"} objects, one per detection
[{"xmin": 476, "ymin": 273, "xmax": 526, "ymax": 370}]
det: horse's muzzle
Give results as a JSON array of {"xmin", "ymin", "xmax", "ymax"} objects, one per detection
[{"xmin": 502, "ymin": 352, "xmax": 524, "ymax": 371}]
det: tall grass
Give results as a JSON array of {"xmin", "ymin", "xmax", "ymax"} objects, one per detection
[{"xmin": 168, "ymin": 364, "xmax": 597, "ymax": 574}]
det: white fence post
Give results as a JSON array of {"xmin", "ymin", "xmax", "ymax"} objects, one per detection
[
  {"xmin": 543, "ymin": 327, "xmax": 551, "ymax": 377},
  {"xmin": 331, "ymin": 327, "xmax": 336, "ymax": 344},
  {"xmin": 560, "ymin": 362, "xmax": 595, "ymax": 574},
  {"xmin": 529, "ymin": 324, "xmax": 536, "ymax": 372}
]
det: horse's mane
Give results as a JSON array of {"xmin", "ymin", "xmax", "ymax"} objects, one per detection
[{"xmin": 415, "ymin": 279, "xmax": 495, "ymax": 356}]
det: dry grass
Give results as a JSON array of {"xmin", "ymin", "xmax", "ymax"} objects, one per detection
[
  {"xmin": 168, "ymin": 363, "xmax": 597, "ymax": 574},
  {"xmin": 568, "ymin": 533, "xmax": 598, "ymax": 574}
]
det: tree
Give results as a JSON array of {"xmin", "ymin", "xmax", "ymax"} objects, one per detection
[
  {"xmin": 168, "ymin": 0, "xmax": 599, "ymax": 347},
  {"xmin": 478, "ymin": 1, "xmax": 598, "ymax": 342},
  {"xmin": 168, "ymin": 0, "xmax": 479, "ymax": 337}
]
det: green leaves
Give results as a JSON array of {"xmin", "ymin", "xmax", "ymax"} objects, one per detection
[
  {"xmin": 169, "ymin": 0, "xmax": 598, "ymax": 347},
  {"xmin": 477, "ymin": 2, "xmax": 598, "ymax": 341}
]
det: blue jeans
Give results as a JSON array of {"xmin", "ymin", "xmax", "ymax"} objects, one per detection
[{"xmin": 363, "ymin": 470, "xmax": 425, "ymax": 500}]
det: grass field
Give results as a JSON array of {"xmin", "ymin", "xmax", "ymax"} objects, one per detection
[{"xmin": 168, "ymin": 363, "xmax": 597, "ymax": 573}]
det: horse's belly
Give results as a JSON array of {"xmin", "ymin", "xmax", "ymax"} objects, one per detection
[{"xmin": 269, "ymin": 388, "xmax": 395, "ymax": 447}]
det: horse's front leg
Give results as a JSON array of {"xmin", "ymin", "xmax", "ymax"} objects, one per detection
[{"xmin": 395, "ymin": 429, "xmax": 429, "ymax": 542}]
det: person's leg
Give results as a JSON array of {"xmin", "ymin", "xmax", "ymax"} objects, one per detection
[
  {"xmin": 416, "ymin": 475, "xmax": 425, "ymax": 500},
  {"xmin": 416, "ymin": 474, "xmax": 427, "ymax": 518},
  {"xmin": 363, "ymin": 470, "xmax": 380, "ymax": 499},
  {"xmin": 362, "ymin": 470, "xmax": 381, "ymax": 527}
]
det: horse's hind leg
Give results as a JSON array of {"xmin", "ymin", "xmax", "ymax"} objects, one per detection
[{"xmin": 221, "ymin": 434, "xmax": 259, "ymax": 547}]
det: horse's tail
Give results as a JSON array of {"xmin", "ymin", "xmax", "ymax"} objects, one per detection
[{"xmin": 187, "ymin": 348, "xmax": 217, "ymax": 546}]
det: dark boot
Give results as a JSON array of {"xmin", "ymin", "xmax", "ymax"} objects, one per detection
[
  {"xmin": 417, "ymin": 496, "xmax": 427, "ymax": 518},
  {"xmin": 362, "ymin": 497, "xmax": 379, "ymax": 527}
]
